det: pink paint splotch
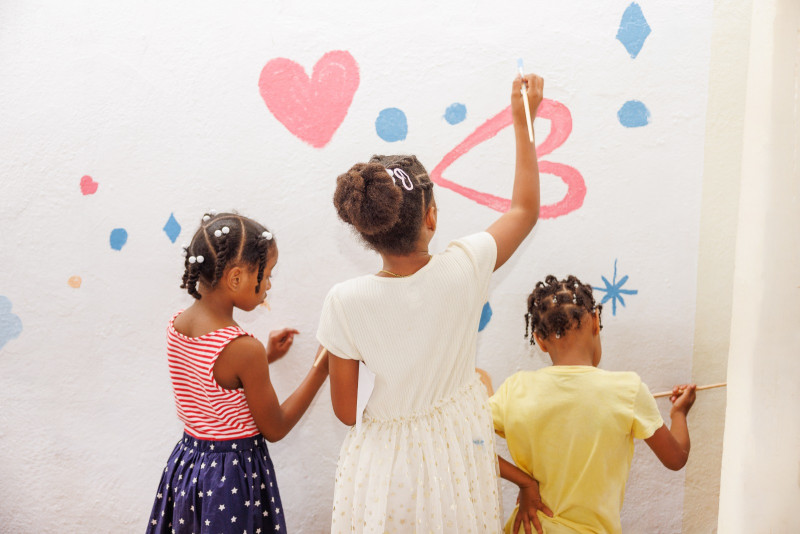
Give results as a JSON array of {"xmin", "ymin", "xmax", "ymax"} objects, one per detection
[
  {"xmin": 259, "ymin": 50, "xmax": 360, "ymax": 148},
  {"xmin": 430, "ymin": 99, "xmax": 586, "ymax": 219}
]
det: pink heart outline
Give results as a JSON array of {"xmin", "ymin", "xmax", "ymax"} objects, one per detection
[
  {"xmin": 80, "ymin": 175, "xmax": 98, "ymax": 196},
  {"xmin": 430, "ymin": 99, "xmax": 586, "ymax": 219},
  {"xmin": 258, "ymin": 50, "xmax": 360, "ymax": 149}
]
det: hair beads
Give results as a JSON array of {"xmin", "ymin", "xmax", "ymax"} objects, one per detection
[{"xmin": 525, "ymin": 275, "xmax": 602, "ymax": 345}]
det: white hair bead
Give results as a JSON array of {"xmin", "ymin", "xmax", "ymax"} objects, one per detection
[
  {"xmin": 221, "ymin": 226, "xmax": 230, "ymax": 234},
  {"xmin": 214, "ymin": 230, "xmax": 222, "ymax": 237},
  {"xmin": 188, "ymin": 256, "xmax": 197, "ymax": 264},
  {"xmin": 209, "ymin": 209, "xmax": 218, "ymax": 216},
  {"xmin": 196, "ymin": 255, "xmax": 204, "ymax": 263},
  {"xmin": 262, "ymin": 231, "xmax": 273, "ymax": 240},
  {"xmin": 202, "ymin": 215, "xmax": 211, "ymax": 222}
]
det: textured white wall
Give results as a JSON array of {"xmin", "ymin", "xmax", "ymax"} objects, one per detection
[
  {"xmin": 0, "ymin": 1, "xmax": 713, "ymax": 532},
  {"xmin": 718, "ymin": 0, "xmax": 800, "ymax": 530}
]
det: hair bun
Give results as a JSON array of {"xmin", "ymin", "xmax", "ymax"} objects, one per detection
[{"xmin": 334, "ymin": 163, "xmax": 402, "ymax": 235}]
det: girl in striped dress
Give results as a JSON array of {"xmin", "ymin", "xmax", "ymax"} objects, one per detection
[{"xmin": 146, "ymin": 212, "xmax": 329, "ymax": 534}]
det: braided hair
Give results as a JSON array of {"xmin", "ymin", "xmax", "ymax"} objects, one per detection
[
  {"xmin": 180, "ymin": 212, "xmax": 274, "ymax": 300},
  {"xmin": 525, "ymin": 275, "xmax": 603, "ymax": 345},
  {"xmin": 333, "ymin": 155, "xmax": 435, "ymax": 255}
]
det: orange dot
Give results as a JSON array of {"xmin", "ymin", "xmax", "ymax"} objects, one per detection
[{"xmin": 68, "ymin": 276, "xmax": 82, "ymax": 288}]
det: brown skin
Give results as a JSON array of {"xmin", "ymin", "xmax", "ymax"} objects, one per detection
[
  {"xmin": 501, "ymin": 311, "xmax": 696, "ymax": 533},
  {"xmin": 173, "ymin": 246, "xmax": 329, "ymax": 442},
  {"xmin": 329, "ymin": 73, "xmax": 545, "ymax": 427}
]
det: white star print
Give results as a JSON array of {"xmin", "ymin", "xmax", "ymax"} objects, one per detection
[
  {"xmin": 206, "ymin": 490, "xmax": 212, "ymax": 496},
  {"xmin": 210, "ymin": 461, "xmax": 217, "ymax": 468},
  {"xmin": 276, "ymin": 508, "xmax": 280, "ymax": 514},
  {"xmin": 180, "ymin": 460, "xmax": 185, "ymax": 466},
  {"xmin": 275, "ymin": 525, "xmax": 280, "ymax": 531},
  {"xmin": 261, "ymin": 483, "xmax": 266, "ymax": 489},
  {"xmin": 157, "ymin": 493, "xmax": 162, "ymax": 499},
  {"xmin": 271, "ymin": 497, "xmax": 275, "ymax": 503},
  {"xmin": 218, "ymin": 504, "xmax": 225, "ymax": 511},
  {"xmin": 181, "ymin": 490, "xmax": 185, "ymax": 496},
  {"xmin": 255, "ymin": 500, "xmax": 260, "ymax": 507},
  {"xmin": 179, "ymin": 519, "xmax": 184, "ymax": 525},
  {"xmin": 151, "ymin": 519, "xmax": 157, "ymax": 526},
  {"xmin": 231, "ymin": 487, "xmax": 238, "ymax": 494},
  {"xmin": 245, "ymin": 500, "xmax": 250, "ymax": 507},
  {"xmin": 263, "ymin": 511, "xmax": 269, "ymax": 517},
  {"xmin": 232, "ymin": 443, "xmax": 237, "ymax": 449},
  {"xmin": 198, "ymin": 492, "xmax": 203, "ymax": 498},
  {"xmin": 189, "ymin": 463, "xmax": 194, "ymax": 469},
  {"xmin": 231, "ymin": 516, "xmax": 237, "ymax": 523},
  {"xmin": 205, "ymin": 520, "xmax": 210, "ymax": 526},
  {"xmin": 252, "ymin": 473, "xmax": 258, "ymax": 479},
  {"xmin": 201, "ymin": 463, "xmax": 206, "ymax": 469},
  {"xmin": 190, "ymin": 505, "xmax": 194, "ymax": 512},
  {"xmin": 256, "ymin": 529, "xmax": 262, "ymax": 534},
  {"xmin": 221, "ymin": 476, "xmax": 227, "ymax": 482},
  {"xmin": 233, "ymin": 459, "xmax": 239, "ymax": 465},
  {"xmin": 210, "ymin": 444, "xmax": 214, "ymax": 450}
]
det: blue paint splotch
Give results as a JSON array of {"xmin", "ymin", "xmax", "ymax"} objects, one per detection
[
  {"xmin": 444, "ymin": 103, "xmax": 467, "ymax": 125},
  {"xmin": 0, "ymin": 296, "xmax": 22, "ymax": 351},
  {"xmin": 375, "ymin": 108, "xmax": 408, "ymax": 142},
  {"xmin": 616, "ymin": 3, "xmax": 651, "ymax": 59},
  {"xmin": 478, "ymin": 301, "xmax": 493, "ymax": 332},
  {"xmin": 109, "ymin": 228, "xmax": 128, "ymax": 250},
  {"xmin": 593, "ymin": 259, "xmax": 638, "ymax": 316},
  {"xmin": 618, "ymin": 100, "xmax": 650, "ymax": 127},
  {"xmin": 163, "ymin": 213, "xmax": 181, "ymax": 243}
]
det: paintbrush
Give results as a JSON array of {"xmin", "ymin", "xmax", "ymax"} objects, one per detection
[
  {"xmin": 652, "ymin": 382, "xmax": 727, "ymax": 398},
  {"xmin": 313, "ymin": 347, "xmax": 328, "ymax": 368},
  {"xmin": 517, "ymin": 58, "xmax": 534, "ymax": 143}
]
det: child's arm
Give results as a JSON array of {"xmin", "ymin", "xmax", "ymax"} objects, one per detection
[
  {"xmin": 328, "ymin": 353, "xmax": 359, "ymax": 425},
  {"xmin": 214, "ymin": 335, "xmax": 329, "ymax": 442},
  {"xmin": 486, "ymin": 74, "xmax": 543, "ymax": 271},
  {"xmin": 498, "ymin": 455, "xmax": 553, "ymax": 534},
  {"xmin": 645, "ymin": 384, "xmax": 696, "ymax": 470}
]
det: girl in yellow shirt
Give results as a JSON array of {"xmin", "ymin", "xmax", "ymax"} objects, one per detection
[{"xmin": 490, "ymin": 275, "xmax": 696, "ymax": 534}]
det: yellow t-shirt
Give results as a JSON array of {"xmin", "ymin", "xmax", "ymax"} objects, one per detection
[{"xmin": 489, "ymin": 366, "xmax": 663, "ymax": 534}]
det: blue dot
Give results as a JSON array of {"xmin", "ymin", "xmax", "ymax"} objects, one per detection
[
  {"xmin": 375, "ymin": 108, "xmax": 407, "ymax": 142},
  {"xmin": 0, "ymin": 296, "xmax": 23, "ymax": 351},
  {"xmin": 478, "ymin": 302, "xmax": 493, "ymax": 332},
  {"xmin": 163, "ymin": 213, "xmax": 181, "ymax": 243},
  {"xmin": 617, "ymin": 100, "xmax": 650, "ymax": 127},
  {"xmin": 110, "ymin": 228, "xmax": 128, "ymax": 250},
  {"xmin": 444, "ymin": 103, "xmax": 467, "ymax": 125}
]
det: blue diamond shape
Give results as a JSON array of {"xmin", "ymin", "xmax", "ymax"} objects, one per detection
[
  {"xmin": 163, "ymin": 213, "xmax": 181, "ymax": 243},
  {"xmin": 616, "ymin": 3, "xmax": 651, "ymax": 59}
]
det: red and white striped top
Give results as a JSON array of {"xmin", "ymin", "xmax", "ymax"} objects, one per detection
[{"xmin": 166, "ymin": 312, "xmax": 260, "ymax": 440}]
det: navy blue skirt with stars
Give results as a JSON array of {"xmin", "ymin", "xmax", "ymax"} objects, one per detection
[{"xmin": 146, "ymin": 433, "xmax": 286, "ymax": 534}]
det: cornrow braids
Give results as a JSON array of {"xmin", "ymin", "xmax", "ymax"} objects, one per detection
[
  {"xmin": 179, "ymin": 212, "xmax": 275, "ymax": 299},
  {"xmin": 524, "ymin": 274, "xmax": 603, "ymax": 345}
]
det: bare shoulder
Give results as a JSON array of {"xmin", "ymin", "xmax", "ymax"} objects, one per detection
[{"xmin": 223, "ymin": 335, "xmax": 267, "ymax": 362}]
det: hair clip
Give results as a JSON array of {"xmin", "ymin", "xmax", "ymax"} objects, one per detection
[
  {"xmin": 261, "ymin": 231, "xmax": 273, "ymax": 240},
  {"xmin": 386, "ymin": 167, "xmax": 414, "ymax": 191}
]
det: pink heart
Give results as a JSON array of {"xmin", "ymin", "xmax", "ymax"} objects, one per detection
[
  {"xmin": 80, "ymin": 175, "xmax": 98, "ymax": 195},
  {"xmin": 259, "ymin": 51, "xmax": 360, "ymax": 148},
  {"xmin": 431, "ymin": 99, "xmax": 586, "ymax": 219}
]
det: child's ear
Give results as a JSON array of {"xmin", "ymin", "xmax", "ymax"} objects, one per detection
[
  {"xmin": 425, "ymin": 204, "xmax": 437, "ymax": 232},
  {"xmin": 225, "ymin": 266, "xmax": 243, "ymax": 291},
  {"xmin": 591, "ymin": 309, "xmax": 601, "ymax": 335},
  {"xmin": 534, "ymin": 333, "xmax": 550, "ymax": 353}
]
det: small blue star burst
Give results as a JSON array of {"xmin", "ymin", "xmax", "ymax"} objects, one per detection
[{"xmin": 594, "ymin": 259, "xmax": 638, "ymax": 316}]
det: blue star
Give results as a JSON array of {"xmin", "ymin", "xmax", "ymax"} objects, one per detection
[{"xmin": 594, "ymin": 259, "xmax": 638, "ymax": 316}]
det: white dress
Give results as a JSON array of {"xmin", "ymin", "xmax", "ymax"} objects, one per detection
[{"xmin": 317, "ymin": 232, "xmax": 502, "ymax": 533}]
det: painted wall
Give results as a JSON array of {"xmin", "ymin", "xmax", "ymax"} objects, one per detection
[
  {"xmin": 718, "ymin": 0, "xmax": 800, "ymax": 530},
  {"xmin": 0, "ymin": 1, "xmax": 716, "ymax": 531}
]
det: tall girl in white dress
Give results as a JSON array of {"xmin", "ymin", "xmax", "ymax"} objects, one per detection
[{"xmin": 317, "ymin": 73, "xmax": 544, "ymax": 533}]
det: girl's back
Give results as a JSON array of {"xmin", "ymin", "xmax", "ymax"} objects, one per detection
[
  {"xmin": 319, "ymin": 232, "xmax": 494, "ymax": 418},
  {"xmin": 491, "ymin": 367, "xmax": 663, "ymax": 534}
]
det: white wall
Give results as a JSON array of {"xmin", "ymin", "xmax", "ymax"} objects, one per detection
[
  {"xmin": 0, "ymin": 1, "xmax": 715, "ymax": 531},
  {"xmin": 718, "ymin": 0, "xmax": 800, "ymax": 530}
]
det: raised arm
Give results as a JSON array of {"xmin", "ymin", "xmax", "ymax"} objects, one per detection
[
  {"xmin": 214, "ymin": 335, "xmax": 329, "ymax": 442},
  {"xmin": 645, "ymin": 384, "xmax": 696, "ymax": 470},
  {"xmin": 486, "ymin": 74, "xmax": 543, "ymax": 271}
]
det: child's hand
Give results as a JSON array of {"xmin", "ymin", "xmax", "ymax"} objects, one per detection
[
  {"xmin": 669, "ymin": 383, "xmax": 697, "ymax": 416},
  {"xmin": 514, "ymin": 477, "xmax": 553, "ymax": 534},
  {"xmin": 511, "ymin": 73, "xmax": 544, "ymax": 125},
  {"xmin": 265, "ymin": 328, "xmax": 299, "ymax": 363}
]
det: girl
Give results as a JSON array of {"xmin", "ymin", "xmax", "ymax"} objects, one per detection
[
  {"xmin": 490, "ymin": 275, "xmax": 696, "ymax": 534},
  {"xmin": 146, "ymin": 212, "xmax": 329, "ymax": 534},
  {"xmin": 316, "ymin": 73, "xmax": 544, "ymax": 532}
]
